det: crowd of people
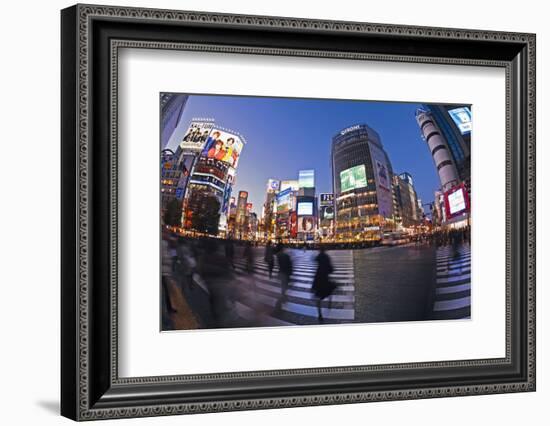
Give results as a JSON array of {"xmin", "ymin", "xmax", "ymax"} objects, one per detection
[
  {"xmin": 162, "ymin": 226, "xmax": 470, "ymax": 328},
  {"xmin": 161, "ymin": 234, "xmax": 340, "ymax": 328}
]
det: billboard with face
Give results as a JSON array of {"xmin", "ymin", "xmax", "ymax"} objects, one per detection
[
  {"xmin": 340, "ymin": 165, "xmax": 367, "ymax": 193},
  {"xmin": 180, "ymin": 121, "xmax": 214, "ymax": 151},
  {"xmin": 201, "ymin": 129, "xmax": 244, "ymax": 168},
  {"xmin": 298, "ymin": 216, "xmax": 315, "ymax": 233},
  {"xmin": 368, "ymin": 141, "xmax": 394, "ymax": 218}
]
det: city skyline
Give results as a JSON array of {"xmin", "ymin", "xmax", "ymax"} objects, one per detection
[{"xmin": 164, "ymin": 94, "xmax": 442, "ymax": 215}]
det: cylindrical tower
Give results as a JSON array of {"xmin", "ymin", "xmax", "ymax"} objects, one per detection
[{"xmin": 416, "ymin": 108, "xmax": 460, "ymax": 191}]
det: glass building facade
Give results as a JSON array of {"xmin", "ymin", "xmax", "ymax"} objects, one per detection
[{"xmin": 331, "ymin": 124, "xmax": 396, "ymax": 240}]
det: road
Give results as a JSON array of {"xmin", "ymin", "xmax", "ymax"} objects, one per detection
[{"xmin": 166, "ymin": 242, "xmax": 471, "ymax": 330}]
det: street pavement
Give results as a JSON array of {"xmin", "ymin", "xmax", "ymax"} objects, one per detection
[{"xmin": 168, "ymin": 242, "xmax": 471, "ymax": 329}]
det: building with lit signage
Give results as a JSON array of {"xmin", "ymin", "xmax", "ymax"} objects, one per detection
[
  {"xmin": 420, "ymin": 104, "xmax": 471, "ymax": 189},
  {"xmin": 394, "ymin": 172, "xmax": 423, "ymax": 228},
  {"xmin": 173, "ymin": 119, "xmax": 246, "ymax": 236},
  {"xmin": 416, "ymin": 106, "xmax": 471, "ymax": 228},
  {"xmin": 331, "ymin": 124, "xmax": 397, "ymax": 240}
]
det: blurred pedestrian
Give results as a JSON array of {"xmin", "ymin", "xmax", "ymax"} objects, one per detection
[
  {"xmin": 225, "ymin": 238, "xmax": 235, "ymax": 269},
  {"xmin": 275, "ymin": 245, "xmax": 293, "ymax": 311},
  {"xmin": 312, "ymin": 247, "xmax": 336, "ymax": 322},
  {"xmin": 244, "ymin": 241, "xmax": 254, "ymax": 274},
  {"xmin": 264, "ymin": 240, "xmax": 275, "ymax": 278},
  {"xmin": 176, "ymin": 237, "xmax": 196, "ymax": 291},
  {"xmin": 161, "ymin": 237, "xmax": 177, "ymax": 320}
]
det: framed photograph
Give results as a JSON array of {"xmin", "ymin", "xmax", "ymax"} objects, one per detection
[{"xmin": 61, "ymin": 4, "xmax": 536, "ymax": 421}]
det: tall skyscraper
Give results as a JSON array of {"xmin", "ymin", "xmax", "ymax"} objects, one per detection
[
  {"xmin": 331, "ymin": 124, "xmax": 396, "ymax": 240},
  {"xmin": 160, "ymin": 93, "xmax": 188, "ymax": 148},
  {"xmin": 416, "ymin": 108, "xmax": 461, "ymax": 192},
  {"xmin": 416, "ymin": 104, "xmax": 471, "ymax": 191}
]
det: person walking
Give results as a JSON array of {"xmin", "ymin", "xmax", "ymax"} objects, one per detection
[
  {"xmin": 312, "ymin": 247, "xmax": 336, "ymax": 322},
  {"xmin": 224, "ymin": 238, "xmax": 235, "ymax": 269},
  {"xmin": 264, "ymin": 240, "xmax": 275, "ymax": 278},
  {"xmin": 275, "ymin": 245, "xmax": 293, "ymax": 311},
  {"xmin": 244, "ymin": 241, "xmax": 254, "ymax": 274}
]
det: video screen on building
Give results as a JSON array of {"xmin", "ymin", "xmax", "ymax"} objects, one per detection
[
  {"xmin": 448, "ymin": 106, "xmax": 472, "ymax": 135},
  {"xmin": 180, "ymin": 121, "xmax": 214, "ymax": 151},
  {"xmin": 340, "ymin": 164, "xmax": 367, "ymax": 192},
  {"xmin": 297, "ymin": 201, "xmax": 313, "ymax": 216},
  {"xmin": 321, "ymin": 205, "xmax": 334, "ymax": 220},
  {"xmin": 298, "ymin": 216, "xmax": 315, "ymax": 232},
  {"xmin": 298, "ymin": 169, "xmax": 315, "ymax": 188},
  {"xmin": 201, "ymin": 128, "xmax": 244, "ymax": 167},
  {"xmin": 447, "ymin": 187, "xmax": 467, "ymax": 215},
  {"xmin": 276, "ymin": 188, "xmax": 292, "ymax": 213}
]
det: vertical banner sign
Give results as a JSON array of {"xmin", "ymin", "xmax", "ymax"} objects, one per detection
[{"xmin": 368, "ymin": 141, "xmax": 394, "ymax": 218}]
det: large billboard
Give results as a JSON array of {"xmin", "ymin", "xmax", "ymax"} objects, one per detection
[
  {"xmin": 444, "ymin": 183, "xmax": 470, "ymax": 218},
  {"xmin": 340, "ymin": 165, "xmax": 367, "ymax": 193},
  {"xmin": 297, "ymin": 201, "xmax": 313, "ymax": 216},
  {"xmin": 276, "ymin": 188, "xmax": 292, "ymax": 213},
  {"xmin": 280, "ymin": 180, "xmax": 299, "ymax": 192},
  {"xmin": 298, "ymin": 169, "xmax": 315, "ymax": 188},
  {"xmin": 368, "ymin": 142, "xmax": 394, "ymax": 218},
  {"xmin": 298, "ymin": 216, "xmax": 315, "ymax": 233},
  {"xmin": 201, "ymin": 129, "xmax": 244, "ymax": 168},
  {"xmin": 179, "ymin": 121, "xmax": 214, "ymax": 152},
  {"xmin": 448, "ymin": 106, "xmax": 472, "ymax": 135}
]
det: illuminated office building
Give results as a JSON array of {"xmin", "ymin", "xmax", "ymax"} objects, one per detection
[
  {"xmin": 394, "ymin": 172, "xmax": 423, "ymax": 228},
  {"xmin": 331, "ymin": 124, "xmax": 396, "ymax": 240}
]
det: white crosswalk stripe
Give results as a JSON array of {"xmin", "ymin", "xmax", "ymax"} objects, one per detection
[
  {"xmin": 232, "ymin": 248, "xmax": 355, "ymax": 324},
  {"xmin": 432, "ymin": 244, "xmax": 471, "ymax": 319}
]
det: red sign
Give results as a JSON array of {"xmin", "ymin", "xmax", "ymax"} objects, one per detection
[
  {"xmin": 443, "ymin": 183, "xmax": 470, "ymax": 219},
  {"xmin": 290, "ymin": 212, "xmax": 298, "ymax": 238}
]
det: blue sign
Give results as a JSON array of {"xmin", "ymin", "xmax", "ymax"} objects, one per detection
[
  {"xmin": 448, "ymin": 107, "xmax": 472, "ymax": 135},
  {"xmin": 175, "ymin": 187, "xmax": 185, "ymax": 200}
]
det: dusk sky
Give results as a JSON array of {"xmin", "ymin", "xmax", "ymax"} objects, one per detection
[{"xmin": 165, "ymin": 94, "xmax": 442, "ymax": 216}]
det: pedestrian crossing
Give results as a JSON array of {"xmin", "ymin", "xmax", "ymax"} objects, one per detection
[
  {"xmin": 432, "ymin": 244, "xmax": 471, "ymax": 320},
  {"xmin": 232, "ymin": 249, "xmax": 356, "ymax": 325}
]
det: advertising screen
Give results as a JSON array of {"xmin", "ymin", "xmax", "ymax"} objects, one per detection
[
  {"xmin": 448, "ymin": 188, "xmax": 467, "ymax": 215},
  {"xmin": 340, "ymin": 165, "xmax": 367, "ymax": 192},
  {"xmin": 276, "ymin": 188, "xmax": 292, "ymax": 213},
  {"xmin": 444, "ymin": 184, "xmax": 469, "ymax": 218},
  {"xmin": 280, "ymin": 180, "xmax": 299, "ymax": 192},
  {"xmin": 201, "ymin": 129, "xmax": 244, "ymax": 168},
  {"xmin": 321, "ymin": 205, "xmax": 334, "ymax": 220},
  {"xmin": 297, "ymin": 202, "xmax": 313, "ymax": 216},
  {"xmin": 319, "ymin": 193, "xmax": 334, "ymax": 206},
  {"xmin": 448, "ymin": 106, "xmax": 472, "ymax": 135},
  {"xmin": 290, "ymin": 212, "xmax": 298, "ymax": 238},
  {"xmin": 298, "ymin": 216, "xmax": 315, "ymax": 233},
  {"xmin": 298, "ymin": 169, "xmax": 315, "ymax": 188},
  {"xmin": 368, "ymin": 141, "xmax": 394, "ymax": 218},
  {"xmin": 179, "ymin": 121, "xmax": 214, "ymax": 151}
]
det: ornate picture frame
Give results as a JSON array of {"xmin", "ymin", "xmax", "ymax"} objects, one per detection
[{"xmin": 61, "ymin": 4, "xmax": 535, "ymax": 420}]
